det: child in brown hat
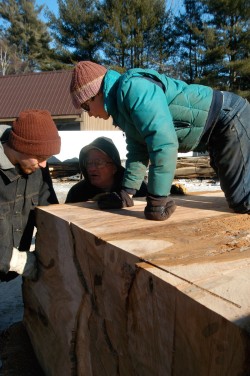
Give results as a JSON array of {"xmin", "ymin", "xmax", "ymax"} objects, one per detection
[
  {"xmin": 70, "ymin": 60, "xmax": 250, "ymax": 220},
  {"xmin": 0, "ymin": 109, "xmax": 61, "ymax": 281}
]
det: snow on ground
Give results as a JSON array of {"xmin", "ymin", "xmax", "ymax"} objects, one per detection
[
  {"xmin": 0, "ymin": 277, "xmax": 23, "ymax": 333},
  {"xmin": 175, "ymin": 178, "xmax": 221, "ymax": 192}
]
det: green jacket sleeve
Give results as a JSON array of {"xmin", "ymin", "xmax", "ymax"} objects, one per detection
[{"xmin": 120, "ymin": 77, "xmax": 178, "ymax": 196}]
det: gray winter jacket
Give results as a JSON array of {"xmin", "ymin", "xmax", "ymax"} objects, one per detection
[{"xmin": 0, "ymin": 125, "xmax": 58, "ymax": 275}]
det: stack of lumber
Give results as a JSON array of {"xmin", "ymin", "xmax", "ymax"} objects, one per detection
[
  {"xmin": 48, "ymin": 161, "xmax": 80, "ymax": 179},
  {"xmin": 23, "ymin": 192, "xmax": 250, "ymax": 375},
  {"xmin": 175, "ymin": 156, "xmax": 216, "ymax": 178},
  {"xmin": 48, "ymin": 156, "xmax": 216, "ymax": 180}
]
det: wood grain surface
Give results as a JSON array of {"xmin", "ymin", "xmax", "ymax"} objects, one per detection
[{"xmin": 23, "ymin": 192, "xmax": 250, "ymax": 376}]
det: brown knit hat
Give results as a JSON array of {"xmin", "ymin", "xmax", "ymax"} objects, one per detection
[
  {"xmin": 8, "ymin": 109, "xmax": 61, "ymax": 157},
  {"xmin": 70, "ymin": 61, "xmax": 107, "ymax": 108}
]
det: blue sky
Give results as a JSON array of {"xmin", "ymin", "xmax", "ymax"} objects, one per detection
[
  {"xmin": 36, "ymin": 0, "xmax": 59, "ymax": 20},
  {"xmin": 0, "ymin": 0, "xmax": 58, "ymax": 28},
  {"xmin": 35, "ymin": 0, "xmax": 182, "ymax": 21},
  {"xmin": 0, "ymin": 1, "xmax": 182, "ymax": 28}
]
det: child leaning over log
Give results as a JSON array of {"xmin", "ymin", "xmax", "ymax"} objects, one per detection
[
  {"xmin": 0, "ymin": 110, "xmax": 61, "ymax": 281},
  {"xmin": 70, "ymin": 61, "xmax": 250, "ymax": 220}
]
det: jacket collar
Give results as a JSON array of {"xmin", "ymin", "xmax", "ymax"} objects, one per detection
[{"xmin": 103, "ymin": 70, "xmax": 121, "ymax": 126}]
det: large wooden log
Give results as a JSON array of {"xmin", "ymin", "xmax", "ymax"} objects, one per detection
[{"xmin": 23, "ymin": 192, "xmax": 250, "ymax": 376}]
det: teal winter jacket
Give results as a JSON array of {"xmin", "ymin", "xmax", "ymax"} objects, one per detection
[{"xmin": 103, "ymin": 68, "xmax": 214, "ymax": 196}]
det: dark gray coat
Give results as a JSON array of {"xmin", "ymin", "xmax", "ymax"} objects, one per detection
[{"xmin": 0, "ymin": 125, "xmax": 58, "ymax": 279}]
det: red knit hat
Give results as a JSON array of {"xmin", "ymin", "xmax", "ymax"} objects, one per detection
[
  {"xmin": 70, "ymin": 61, "xmax": 107, "ymax": 109},
  {"xmin": 8, "ymin": 110, "xmax": 61, "ymax": 157}
]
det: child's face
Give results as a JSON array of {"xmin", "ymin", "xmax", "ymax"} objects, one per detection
[{"xmin": 81, "ymin": 92, "xmax": 110, "ymax": 120}]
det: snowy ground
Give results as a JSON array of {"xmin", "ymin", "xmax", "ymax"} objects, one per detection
[
  {"xmin": 175, "ymin": 178, "xmax": 221, "ymax": 192},
  {"xmin": 0, "ymin": 277, "xmax": 23, "ymax": 333}
]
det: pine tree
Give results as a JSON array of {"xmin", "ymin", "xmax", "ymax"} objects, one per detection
[
  {"xmin": 0, "ymin": 0, "xmax": 53, "ymax": 72},
  {"xmin": 101, "ymin": 0, "xmax": 171, "ymax": 70},
  {"xmin": 142, "ymin": 1, "xmax": 176, "ymax": 72},
  {"xmin": 46, "ymin": 0, "xmax": 104, "ymax": 63},
  {"xmin": 201, "ymin": 0, "xmax": 250, "ymax": 94},
  {"xmin": 173, "ymin": 0, "xmax": 206, "ymax": 82}
]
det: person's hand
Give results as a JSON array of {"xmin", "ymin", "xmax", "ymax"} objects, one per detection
[
  {"xmin": 144, "ymin": 195, "xmax": 176, "ymax": 221},
  {"xmin": 97, "ymin": 190, "xmax": 134, "ymax": 210}
]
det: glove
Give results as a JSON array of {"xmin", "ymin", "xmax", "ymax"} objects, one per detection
[
  {"xmin": 144, "ymin": 195, "xmax": 176, "ymax": 221},
  {"xmin": 9, "ymin": 248, "xmax": 38, "ymax": 280},
  {"xmin": 97, "ymin": 190, "xmax": 134, "ymax": 210}
]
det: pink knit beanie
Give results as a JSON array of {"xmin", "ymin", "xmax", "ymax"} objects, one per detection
[
  {"xmin": 70, "ymin": 61, "xmax": 107, "ymax": 108},
  {"xmin": 8, "ymin": 109, "xmax": 61, "ymax": 157}
]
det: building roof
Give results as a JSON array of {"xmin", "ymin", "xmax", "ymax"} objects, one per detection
[{"xmin": 0, "ymin": 70, "xmax": 81, "ymax": 119}]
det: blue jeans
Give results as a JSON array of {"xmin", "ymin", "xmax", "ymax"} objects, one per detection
[{"xmin": 208, "ymin": 92, "xmax": 250, "ymax": 213}]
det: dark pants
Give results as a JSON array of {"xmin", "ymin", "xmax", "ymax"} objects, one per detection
[{"xmin": 208, "ymin": 92, "xmax": 250, "ymax": 213}]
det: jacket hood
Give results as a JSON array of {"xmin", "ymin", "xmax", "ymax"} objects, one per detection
[
  {"xmin": 0, "ymin": 124, "xmax": 11, "ymax": 140},
  {"xmin": 0, "ymin": 125, "xmax": 15, "ymax": 169},
  {"xmin": 79, "ymin": 137, "xmax": 124, "ymax": 179}
]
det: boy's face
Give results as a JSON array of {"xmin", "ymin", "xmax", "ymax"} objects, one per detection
[
  {"xmin": 17, "ymin": 154, "xmax": 50, "ymax": 174},
  {"xmin": 81, "ymin": 92, "xmax": 110, "ymax": 120}
]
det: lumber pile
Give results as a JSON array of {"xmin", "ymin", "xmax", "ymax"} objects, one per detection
[
  {"xmin": 48, "ymin": 156, "xmax": 216, "ymax": 180},
  {"xmin": 48, "ymin": 161, "xmax": 80, "ymax": 179},
  {"xmin": 175, "ymin": 156, "xmax": 216, "ymax": 178},
  {"xmin": 22, "ymin": 193, "xmax": 250, "ymax": 376}
]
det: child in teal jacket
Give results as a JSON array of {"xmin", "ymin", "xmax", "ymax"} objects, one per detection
[{"xmin": 70, "ymin": 61, "xmax": 250, "ymax": 220}]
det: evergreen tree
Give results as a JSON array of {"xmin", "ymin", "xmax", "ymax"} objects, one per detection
[
  {"xmin": 201, "ymin": 0, "xmax": 250, "ymax": 94},
  {"xmin": 0, "ymin": 0, "xmax": 53, "ymax": 72},
  {"xmin": 101, "ymin": 0, "xmax": 171, "ymax": 70},
  {"xmin": 46, "ymin": 0, "xmax": 104, "ymax": 64},
  {"xmin": 144, "ymin": 2, "xmax": 176, "ymax": 72},
  {"xmin": 173, "ymin": 0, "xmax": 206, "ymax": 82}
]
